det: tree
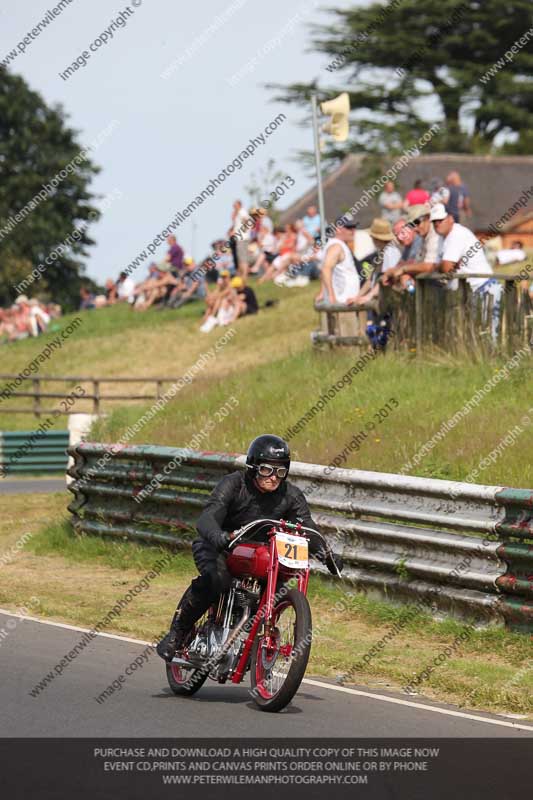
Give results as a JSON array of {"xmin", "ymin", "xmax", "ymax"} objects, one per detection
[
  {"xmin": 0, "ymin": 68, "xmax": 101, "ymax": 309},
  {"xmin": 269, "ymin": 0, "xmax": 533, "ymax": 164}
]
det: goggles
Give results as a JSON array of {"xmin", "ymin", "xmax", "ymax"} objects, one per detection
[{"xmin": 257, "ymin": 463, "xmax": 288, "ymax": 479}]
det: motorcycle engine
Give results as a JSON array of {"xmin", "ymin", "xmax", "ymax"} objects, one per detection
[{"xmin": 187, "ymin": 578, "xmax": 261, "ymax": 681}]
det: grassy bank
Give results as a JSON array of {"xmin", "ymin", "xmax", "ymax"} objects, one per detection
[
  {"xmin": 2, "ymin": 282, "xmax": 533, "ymax": 489},
  {"xmin": 1, "ymin": 491, "xmax": 530, "ymax": 718}
]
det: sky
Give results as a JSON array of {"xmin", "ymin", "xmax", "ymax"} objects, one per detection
[{"xmin": 1, "ymin": 0, "xmax": 361, "ymax": 285}]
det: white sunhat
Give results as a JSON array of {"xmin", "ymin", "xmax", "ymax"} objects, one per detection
[{"xmin": 429, "ymin": 203, "xmax": 448, "ymax": 222}]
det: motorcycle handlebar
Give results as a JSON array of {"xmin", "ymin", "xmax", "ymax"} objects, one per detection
[{"xmin": 227, "ymin": 518, "xmax": 341, "ymax": 577}]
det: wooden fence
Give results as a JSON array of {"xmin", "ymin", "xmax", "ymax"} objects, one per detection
[
  {"xmin": 0, "ymin": 375, "xmax": 181, "ymax": 418},
  {"xmin": 313, "ymin": 273, "xmax": 533, "ymax": 356}
]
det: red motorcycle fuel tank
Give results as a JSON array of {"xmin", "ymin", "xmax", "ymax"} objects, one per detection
[{"xmin": 227, "ymin": 542, "xmax": 270, "ymax": 580}]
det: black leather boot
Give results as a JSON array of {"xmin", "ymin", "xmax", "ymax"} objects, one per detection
[{"xmin": 156, "ymin": 587, "xmax": 202, "ymax": 662}]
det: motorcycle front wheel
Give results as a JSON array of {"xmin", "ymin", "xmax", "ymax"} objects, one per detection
[{"xmin": 250, "ymin": 588, "xmax": 312, "ymax": 712}]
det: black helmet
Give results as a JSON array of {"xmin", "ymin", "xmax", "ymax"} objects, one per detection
[{"xmin": 246, "ymin": 434, "xmax": 290, "ymax": 480}]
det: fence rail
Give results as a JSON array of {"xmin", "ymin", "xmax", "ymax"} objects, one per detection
[
  {"xmin": 0, "ymin": 375, "xmax": 182, "ymax": 417},
  {"xmin": 67, "ymin": 443, "xmax": 533, "ymax": 632},
  {"xmin": 313, "ymin": 272, "xmax": 533, "ymax": 355}
]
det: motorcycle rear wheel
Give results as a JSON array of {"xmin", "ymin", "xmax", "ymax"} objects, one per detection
[{"xmin": 250, "ymin": 588, "xmax": 312, "ymax": 712}]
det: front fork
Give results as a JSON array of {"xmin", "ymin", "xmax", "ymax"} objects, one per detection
[{"xmin": 232, "ymin": 551, "xmax": 309, "ymax": 682}]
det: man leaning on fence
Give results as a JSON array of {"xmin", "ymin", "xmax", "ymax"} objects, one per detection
[{"xmin": 382, "ymin": 203, "xmax": 502, "ymax": 339}]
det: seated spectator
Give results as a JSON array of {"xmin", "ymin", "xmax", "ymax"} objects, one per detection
[
  {"xmin": 251, "ymin": 224, "xmax": 280, "ymax": 276},
  {"xmin": 200, "ymin": 270, "xmax": 233, "ymax": 332},
  {"xmin": 274, "ymin": 220, "xmax": 313, "ymax": 287},
  {"xmin": 404, "ymin": 179, "xmax": 430, "ymax": 208},
  {"xmin": 79, "ymin": 287, "xmax": 96, "ymax": 310},
  {"xmin": 167, "ymin": 258, "xmax": 206, "ymax": 309},
  {"xmin": 28, "ymin": 298, "xmax": 50, "ymax": 335},
  {"xmin": 105, "ymin": 279, "xmax": 118, "ymax": 304},
  {"xmin": 229, "ymin": 276, "xmax": 259, "ymax": 318},
  {"xmin": 116, "ymin": 271, "xmax": 136, "ymax": 303},
  {"xmin": 496, "ymin": 241, "xmax": 527, "ymax": 266},
  {"xmin": 258, "ymin": 224, "xmax": 298, "ymax": 284},
  {"xmin": 133, "ymin": 264, "xmax": 178, "ymax": 311},
  {"xmin": 10, "ymin": 303, "xmax": 32, "ymax": 341}
]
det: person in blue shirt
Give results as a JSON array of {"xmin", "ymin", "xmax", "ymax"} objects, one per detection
[{"xmin": 302, "ymin": 205, "xmax": 321, "ymax": 242}]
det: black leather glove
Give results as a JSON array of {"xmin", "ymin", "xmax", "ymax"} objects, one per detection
[
  {"xmin": 326, "ymin": 553, "xmax": 344, "ymax": 576},
  {"xmin": 316, "ymin": 549, "xmax": 344, "ymax": 575},
  {"xmin": 218, "ymin": 531, "xmax": 234, "ymax": 551}
]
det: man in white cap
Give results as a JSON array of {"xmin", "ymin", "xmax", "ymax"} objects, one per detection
[
  {"xmin": 389, "ymin": 203, "xmax": 500, "ymax": 336},
  {"xmin": 382, "ymin": 203, "xmax": 443, "ymax": 286}
]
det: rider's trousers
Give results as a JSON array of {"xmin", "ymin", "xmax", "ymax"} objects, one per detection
[{"xmin": 171, "ymin": 543, "xmax": 232, "ymax": 633}]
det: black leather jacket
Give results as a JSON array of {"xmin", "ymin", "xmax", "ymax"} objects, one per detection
[{"xmin": 194, "ymin": 470, "xmax": 325, "ymax": 558}]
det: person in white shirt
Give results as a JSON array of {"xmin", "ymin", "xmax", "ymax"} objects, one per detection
[
  {"xmin": 116, "ymin": 272, "xmax": 136, "ymax": 303},
  {"xmin": 28, "ymin": 299, "xmax": 50, "ymax": 336},
  {"xmin": 390, "ymin": 202, "xmax": 501, "ymax": 338},
  {"xmin": 317, "ymin": 220, "xmax": 360, "ymax": 304}
]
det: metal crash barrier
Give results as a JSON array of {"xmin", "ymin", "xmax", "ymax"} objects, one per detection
[
  {"xmin": 67, "ymin": 443, "xmax": 533, "ymax": 632},
  {"xmin": 1, "ymin": 430, "xmax": 69, "ymax": 475}
]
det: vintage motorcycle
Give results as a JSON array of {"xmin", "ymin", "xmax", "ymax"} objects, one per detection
[{"xmin": 165, "ymin": 518, "xmax": 340, "ymax": 712}]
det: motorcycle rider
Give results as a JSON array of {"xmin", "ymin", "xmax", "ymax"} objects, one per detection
[{"xmin": 156, "ymin": 433, "xmax": 343, "ymax": 662}]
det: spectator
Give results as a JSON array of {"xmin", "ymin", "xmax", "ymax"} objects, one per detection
[
  {"xmin": 316, "ymin": 220, "xmax": 361, "ymax": 305},
  {"xmin": 116, "ymin": 271, "xmax": 136, "ymax": 304},
  {"xmin": 347, "ymin": 219, "xmax": 395, "ymax": 306},
  {"xmin": 394, "ymin": 218, "xmax": 423, "ymax": 262},
  {"xmin": 258, "ymin": 207, "xmax": 274, "ymax": 233},
  {"xmin": 165, "ymin": 235, "xmax": 184, "ymax": 274},
  {"xmin": 258, "ymin": 223, "xmax": 297, "ymax": 285},
  {"xmin": 228, "ymin": 200, "xmax": 252, "ymax": 278},
  {"xmin": 105, "ymin": 279, "xmax": 117, "ymax": 304},
  {"xmin": 230, "ymin": 276, "xmax": 258, "ymax": 318},
  {"xmin": 496, "ymin": 241, "xmax": 527, "ymax": 266},
  {"xmin": 445, "ymin": 171, "xmax": 471, "ymax": 224},
  {"xmin": 200, "ymin": 270, "xmax": 233, "ymax": 332},
  {"xmin": 79, "ymin": 287, "xmax": 96, "ymax": 310},
  {"xmin": 168, "ymin": 258, "xmax": 206, "ymax": 309},
  {"xmin": 404, "ymin": 179, "xmax": 430, "ymax": 208},
  {"xmin": 383, "ymin": 203, "xmax": 443, "ymax": 287},
  {"xmin": 429, "ymin": 177, "xmax": 450, "ymax": 207},
  {"xmin": 302, "ymin": 205, "xmax": 321, "ymax": 240},
  {"xmin": 250, "ymin": 224, "xmax": 279, "ymax": 276},
  {"xmin": 379, "ymin": 181, "xmax": 403, "ymax": 224}
]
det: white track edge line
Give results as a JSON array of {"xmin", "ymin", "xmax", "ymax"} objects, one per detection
[
  {"xmin": 302, "ymin": 679, "xmax": 533, "ymax": 733},
  {"xmin": 2, "ymin": 608, "xmax": 532, "ymax": 732}
]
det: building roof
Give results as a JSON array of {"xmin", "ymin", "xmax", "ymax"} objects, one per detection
[{"xmin": 281, "ymin": 154, "xmax": 533, "ymax": 232}]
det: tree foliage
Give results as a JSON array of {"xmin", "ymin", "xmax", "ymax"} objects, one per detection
[
  {"xmin": 0, "ymin": 68, "xmax": 101, "ymax": 308},
  {"xmin": 269, "ymin": 0, "xmax": 533, "ymax": 164}
]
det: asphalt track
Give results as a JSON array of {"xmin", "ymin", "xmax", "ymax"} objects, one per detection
[
  {"xmin": 0, "ymin": 478, "xmax": 66, "ymax": 494},
  {"xmin": 2, "ymin": 610, "xmax": 532, "ymax": 738}
]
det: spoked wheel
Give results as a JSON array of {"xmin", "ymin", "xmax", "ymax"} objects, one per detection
[
  {"xmin": 165, "ymin": 629, "xmax": 209, "ymax": 697},
  {"xmin": 250, "ymin": 588, "xmax": 312, "ymax": 712}
]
